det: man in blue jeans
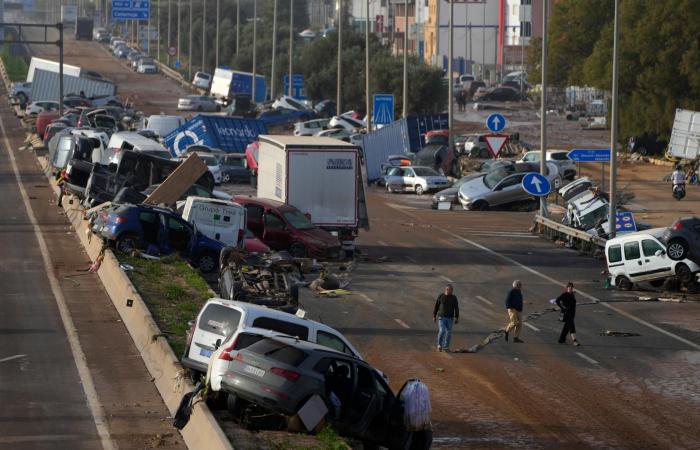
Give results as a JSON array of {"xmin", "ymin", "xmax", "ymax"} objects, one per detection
[{"xmin": 433, "ymin": 284, "xmax": 459, "ymax": 352}]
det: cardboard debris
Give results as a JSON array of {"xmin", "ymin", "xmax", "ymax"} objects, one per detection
[{"xmin": 144, "ymin": 153, "xmax": 207, "ymax": 205}]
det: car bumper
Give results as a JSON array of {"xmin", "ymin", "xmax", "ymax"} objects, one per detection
[
  {"xmin": 177, "ymin": 104, "xmax": 197, "ymax": 111},
  {"xmin": 220, "ymin": 377, "xmax": 298, "ymax": 415},
  {"xmin": 181, "ymin": 356, "xmax": 209, "ymax": 374}
]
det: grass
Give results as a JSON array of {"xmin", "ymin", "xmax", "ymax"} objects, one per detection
[
  {"xmin": 0, "ymin": 45, "xmax": 28, "ymax": 82},
  {"xmin": 119, "ymin": 254, "xmax": 212, "ymax": 357}
]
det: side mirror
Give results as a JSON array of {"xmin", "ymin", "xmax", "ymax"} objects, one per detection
[
  {"xmin": 215, "ymin": 338, "xmax": 221, "ymax": 350},
  {"xmin": 655, "ymin": 249, "xmax": 665, "ymax": 257}
]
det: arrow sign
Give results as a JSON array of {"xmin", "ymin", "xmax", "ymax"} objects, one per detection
[
  {"xmin": 486, "ymin": 112, "xmax": 506, "ymax": 132},
  {"xmin": 373, "ymin": 94, "xmax": 395, "ymax": 125},
  {"xmin": 567, "ymin": 148, "xmax": 610, "ymax": 162},
  {"xmin": 484, "ymin": 134, "xmax": 508, "ymax": 158},
  {"xmin": 522, "ymin": 172, "xmax": 551, "ymax": 196}
]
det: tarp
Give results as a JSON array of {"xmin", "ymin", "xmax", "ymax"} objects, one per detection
[{"xmin": 163, "ymin": 114, "xmax": 268, "ymax": 156}]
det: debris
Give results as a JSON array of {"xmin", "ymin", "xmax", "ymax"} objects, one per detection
[
  {"xmin": 601, "ymin": 330, "xmax": 641, "ymax": 337},
  {"xmin": 436, "ymin": 368, "xmax": 445, "ymax": 373},
  {"xmin": 120, "ymin": 263, "xmax": 134, "ymax": 271}
]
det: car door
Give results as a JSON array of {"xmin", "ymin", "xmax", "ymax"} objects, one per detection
[
  {"xmin": 623, "ymin": 240, "xmax": 646, "ymax": 281},
  {"xmin": 343, "ymin": 363, "xmax": 382, "ymax": 437},
  {"xmin": 261, "ymin": 212, "xmax": 290, "ymax": 250},
  {"xmin": 641, "ymin": 238, "xmax": 673, "ymax": 278},
  {"xmin": 401, "ymin": 168, "xmax": 416, "ymax": 191},
  {"xmin": 243, "ymin": 204, "xmax": 264, "ymax": 237},
  {"xmin": 488, "ymin": 173, "xmax": 526, "ymax": 205},
  {"xmin": 165, "ymin": 215, "xmax": 193, "ymax": 254}
]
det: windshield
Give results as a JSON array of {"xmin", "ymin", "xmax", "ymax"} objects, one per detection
[
  {"xmin": 413, "ymin": 167, "xmax": 439, "ymax": 177},
  {"xmin": 282, "ymin": 210, "xmax": 316, "ymax": 230},
  {"xmin": 579, "ymin": 204, "xmax": 609, "ymax": 229},
  {"xmin": 225, "ymin": 157, "xmax": 245, "ymax": 167},
  {"xmin": 484, "ymin": 168, "xmax": 509, "ymax": 189},
  {"xmin": 200, "ymin": 155, "xmax": 218, "ymax": 166}
]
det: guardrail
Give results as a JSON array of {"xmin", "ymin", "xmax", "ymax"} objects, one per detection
[
  {"xmin": 534, "ymin": 214, "xmax": 607, "ymax": 250},
  {"xmin": 155, "ymin": 60, "xmax": 194, "ymax": 90}
]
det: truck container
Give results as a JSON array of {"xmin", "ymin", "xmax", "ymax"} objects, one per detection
[
  {"xmin": 27, "ymin": 57, "xmax": 81, "ymax": 83},
  {"xmin": 210, "ymin": 68, "xmax": 266, "ymax": 105},
  {"xmin": 61, "ymin": 5, "xmax": 78, "ymax": 28},
  {"xmin": 256, "ymin": 135, "xmax": 369, "ymax": 253},
  {"xmin": 668, "ymin": 108, "xmax": 700, "ymax": 159},
  {"xmin": 29, "ymin": 68, "xmax": 116, "ymax": 103},
  {"xmin": 360, "ymin": 114, "xmax": 448, "ymax": 181},
  {"xmin": 75, "ymin": 17, "xmax": 93, "ymax": 40},
  {"xmin": 164, "ymin": 114, "xmax": 268, "ymax": 157},
  {"xmin": 182, "ymin": 197, "xmax": 246, "ymax": 247}
]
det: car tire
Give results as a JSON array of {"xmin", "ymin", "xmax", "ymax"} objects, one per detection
[
  {"xmin": 115, "ymin": 233, "xmax": 139, "ymax": 254},
  {"xmin": 222, "ymin": 173, "xmax": 231, "ymax": 183},
  {"xmin": 676, "ymin": 262, "xmax": 693, "ymax": 284},
  {"xmin": 616, "ymin": 276, "xmax": 633, "ymax": 291},
  {"xmin": 667, "ymin": 238, "xmax": 688, "ymax": 261},
  {"xmin": 17, "ymin": 92, "xmax": 27, "ymax": 104},
  {"xmin": 226, "ymin": 392, "xmax": 243, "ymax": 417},
  {"xmin": 196, "ymin": 252, "xmax": 218, "ymax": 273},
  {"xmin": 649, "ymin": 279, "xmax": 665, "ymax": 288},
  {"xmin": 479, "ymin": 148, "xmax": 490, "ymax": 159},
  {"xmin": 637, "ymin": 146, "xmax": 648, "ymax": 156},
  {"xmin": 470, "ymin": 200, "xmax": 489, "ymax": 211},
  {"xmin": 290, "ymin": 242, "xmax": 307, "ymax": 258},
  {"xmin": 415, "ymin": 185, "xmax": 424, "ymax": 195}
]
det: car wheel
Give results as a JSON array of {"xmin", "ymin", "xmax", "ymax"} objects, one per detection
[
  {"xmin": 17, "ymin": 92, "xmax": 27, "ymax": 103},
  {"xmin": 667, "ymin": 238, "xmax": 688, "ymax": 261},
  {"xmin": 290, "ymin": 242, "xmax": 307, "ymax": 258},
  {"xmin": 616, "ymin": 276, "xmax": 633, "ymax": 291},
  {"xmin": 470, "ymin": 200, "xmax": 489, "ymax": 211},
  {"xmin": 226, "ymin": 392, "xmax": 243, "ymax": 417},
  {"xmin": 415, "ymin": 185, "xmax": 424, "ymax": 195},
  {"xmin": 115, "ymin": 233, "xmax": 139, "ymax": 254},
  {"xmin": 196, "ymin": 252, "xmax": 218, "ymax": 273},
  {"xmin": 676, "ymin": 263, "xmax": 693, "ymax": 284},
  {"xmin": 649, "ymin": 279, "xmax": 665, "ymax": 288},
  {"xmin": 479, "ymin": 148, "xmax": 490, "ymax": 159},
  {"xmin": 637, "ymin": 146, "xmax": 648, "ymax": 156},
  {"xmin": 222, "ymin": 173, "xmax": 231, "ymax": 183}
]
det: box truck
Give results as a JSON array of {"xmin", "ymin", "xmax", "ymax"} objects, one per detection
[
  {"xmin": 75, "ymin": 17, "xmax": 94, "ymax": 40},
  {"xmin": 256, "ymin": 135, "xmax": 369, "ymax": 254},
  {"xmin": 27, "ymin": 57, "xmax": 82, "ymax": 83},
  {"xmin": 668, "ymin": 108, "xmax": 700, "ymax": 160},
  {"xmin": 61, "ymin": 5, "xmax": 78, "ymax": 28},
  {"xmin": 210, "ymin": 68, "xmax": 266, "ymax": 105},
  {"xmin": 182, "ymin": 197, "xmax": 246, "ymax": 247},
  {"xmin": 29, "ymin": 68, "xmax": 116, "ymax": 102}
]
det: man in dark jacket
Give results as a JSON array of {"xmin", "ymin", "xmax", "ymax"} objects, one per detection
[
  {"xmin": 556, "ymin": 282, "xmax": 579, "ymax": 346},
  {"xmin": 503, "ymin": 280, "xmax": 524, "ymax": 343},
  {"xmin": 433, "ymin": 284, "xmax": 459, "ymax": 352}
]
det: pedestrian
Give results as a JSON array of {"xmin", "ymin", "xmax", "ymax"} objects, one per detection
[
  {"xmin": 556, "ymin": 282, "xmax": 580, "ymax": 346},
  {"xmin": 504, "ymin": 280, "xmax": 524, "ymax": 343},
  {"xmin": 56, "ymin": 169, "xmax": 67, "ymax": 207},
  {"xmin": 433, "ymin": 284, "xmax": 459, "ymax": 352}
]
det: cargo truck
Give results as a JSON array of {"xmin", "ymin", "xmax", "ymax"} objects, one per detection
[
  {"xmin": 61, "ymin": 5, "xmax": 78, "ymax": 28},
  {"xmin": 75, "ymin": 17, "xmax": 93, "ymax": 40},
  {"xmin": 256, "ymin": 135, "xmax": 369, "ymax": 254},
  {"xmin": 29, "ymin": 68, "xmax": 116, "ymax": 103},
  {"xmin": 210, "ymin": 68, "xmax": 266, "ymax": 105}
]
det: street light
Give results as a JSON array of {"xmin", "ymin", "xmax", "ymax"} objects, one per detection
[
  {"xmin": 402, "ymin": 0, "xmax": 407, "ymax": 117},
  {"xmin": 337, "ymin": 0, "xmax": 342, "ymax": 113},
  {"xmin": 540, "ymin": 0, "xmax": 548, "ymax": 217},
  {"xmin": 202, "ymin": 0, "xmax": 206, "ymax": 72},
  {"xmin": 215, "ymin": 0, "xmax": 220, "ymax": 68},
  {"xmin": 252, "ymin": 0, "xmax": 257, "ymax": 99},
  {"xmin": 608, "ymin": 0, "xmax": 620, "ymax": 237},
  {"xmin": 365, "ymin": 0, "xmax": 371, "ymax": 132},
  {"xmin": 188, "ymin": 0, "xmax": 193, "ymax": 80},
  {"xmin": 288, "ymin": 0, "xmax": 294, "ymax": 97},
  {"xmin": 271, "ymin": 0, "xmax": 278, "ymax": 99},
  {"xmin": 447, "ymin": 0, "xmax": 453, "ymax": 157}
]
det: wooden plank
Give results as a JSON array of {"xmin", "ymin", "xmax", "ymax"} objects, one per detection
[{"xmin": 143, "ymin": 154, "xmax": 208, "ymax": 205}]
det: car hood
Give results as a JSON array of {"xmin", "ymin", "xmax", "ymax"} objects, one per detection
[
  {"xmin": 421, "ymin": 175, "xmax": 450, "ymax": 184},
  {"xmin": 434, "ymin": 185, "xmax": 460, "ymax": 198},
  {"xmin": 294, "ymin": 227, "xmax": 340, "ymax": 247},
  {"xmin": 245, "ymin": 236, "xmax": 270, "ymax": 253},
  {"xmin": 458, "ymin": 176, "xmax": 490, "ymax": 198}
]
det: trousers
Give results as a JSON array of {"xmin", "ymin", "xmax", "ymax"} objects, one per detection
[
  {"xmin": 505, "ymin": 308, "xmax": 522, "ymax": 338},
  {"xmin": 559, "ymin": 314, "xmax": 576, "ymax": 342},
  {"xmin": 437, "ymin": 317, "xmax": 454, "ymax": 349}
]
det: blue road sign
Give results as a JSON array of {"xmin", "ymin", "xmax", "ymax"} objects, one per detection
[
  {"xmin": 567, "ymin": 148, "xmax": 611, "ymax": 162},
  {"xmin": 175, "ymin": 60, "xmax": 181, "ymax": 69},
  {"xmin": 522, "ymin": 172, "xmax": 551, "ymax": 196},
  {"xmin": 282, "ymin": 74, "xmax": 306, "ymax": 100},
  {"xmin": 486, "ymin": 112, "xmax": 506, "ymax": 132},
  {"xmin": 373, "ymin": 94, "xmax": 395, "ymax": 125},
  {"xmin": 615, "ymin": 212, "xmax": 637, "ymax": 234},
  {"xmin": 112, "ymin": 0, "xmax": 150, "ymax": 20}
]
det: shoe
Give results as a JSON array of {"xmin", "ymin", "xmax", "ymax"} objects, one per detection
[
  {"xmin": 573, "ymin": 340, "xmax": 580, "ymax": 347},
  {"xmin": 437, "ymin": 346, "xmax": 442, "ymax": 352},
  {"xmin": 558, "ymin": 340, "xmax": 566, "ymax": 344},
  {"xmin": 513, "ymin": 338, "xmax": 524, "ymax": 343},
  {"xmin": 504, "ymin": 330, "xmax": 509, "ymax": 342}
]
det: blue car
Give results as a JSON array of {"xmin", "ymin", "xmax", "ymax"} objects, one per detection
[
  {"xmin": 98, "ymin": 204, "xmax": 224, "ymax": 273},
  {"xmin": 257, "ymin": 107, "xmax": 314, "ymax": 126}
]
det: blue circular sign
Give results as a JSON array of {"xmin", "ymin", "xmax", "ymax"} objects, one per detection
[
  {"xmin": 486, "ymin": 113, "xmax": 506, "ymax": 132},
  {"xmin": 521, "ymin": 173, "xmax": 551, "ymax": 196}
]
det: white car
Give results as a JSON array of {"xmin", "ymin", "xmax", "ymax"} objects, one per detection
[
  {"xmin": 329, "ymin": 114, "xmax": 366, "ymax": 132},
  {"xmin": 136, "ymin": 57, "xmax": 157, "ymax": 74},
  {"xmin": 188, "ymin": 152, "xmax": 222, "ymax": 184},
  {"xmin": 11, "ymin": 81, "xmax": 31, "ymax": 103},
  {"xmin": 294, "ymin": 118, "xmax": 330, "ymax": 136},
  {"xmin": 385, "ymin": 165, "xmax": 451, "ymax": 195},
  {"xmin": 272, "ymin": 95, "xmax": 310, "ymax": 112},
  {"xmin": 25, "ymin": 100, "xmax": 60, "ymax": 115},
  {"xmin": 518, "ymin": 150, "xmax": 577, "ymax": 180},
  {"xmin": 177, "ymin": 95, "xmax": 221, "ymax": 112},
  {"xmin": 192, "ymin": 71, "xmax": 212, "ymax": 89}
]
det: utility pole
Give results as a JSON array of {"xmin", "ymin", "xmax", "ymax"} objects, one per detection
[
  {"xmin": 365, "ymin": 0, "xmax": 371, "ymax": 131},
  {"xmin": 188, "ymin": 0, "xmax": 193, "ymax": 79},
  {"xmin": 176, "ymin": 0, "xmax": 180, "ymax": 65},
  {"xmin": 435, "ymin": 0, "xmax": 440, "ymax": 67},
  {"xmin": 481, "ymin": 1, "xmax": 485, "ymax": 79},
  {"xmin": 252, "ymin": 0, "xmax": 257, "ymax": 99},
  {"xmin": 608, "ymin": 0, "xmax": 620, "ymax": 237},
  {"xmin": 447, "ymin": 0, "xmax": 453, "ymax": 157},
  {"xmin": 215, "ymin": 0, "xmax": 220, "ymax": 68},
  {"xmin": 336, "ymin": 0, "xmax": 342, "ymax": 113},
  {"xmin": 539, "ymin": 0, "xmax": 548, "ymax": 217},
  {"xmin": 288, "ymin": 0, "xmax": 294, "ymax": 97},
  {"xmin": 270, "ymin": 0, "xmax": 277, "ymax": 99},
  {"xmin": 157, "ymin": 0, "xmax": 161, "ymax": 62},
  {"xmin": 147, "ymin": 4, "xmax": 151, "ymax": 55},
  {"xmin": 402, "ymin": 0, "xmax": 407, "ymax": 117},
  {"xmin": 202, "ymin": 0, "xmax": 206, "ymax": 72},
  {"xmin": 236, "ymin": 0, "xmax": 240, "ymax": 55},
  {"xmin": 167, "ymin": 0, "xmax": 171, "ymax": 65}
]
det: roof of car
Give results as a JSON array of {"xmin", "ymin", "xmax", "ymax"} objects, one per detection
[
  {"xmin": 257, "ymin": 335, "xmax": 349, "ymax": 357},
  {"xmin": 258, "ymin": 135, "xmax": 356, "ymax": 149},
  {"xmin": 232, "ymin": 195, "xmax": 290, "ymax": 210},
  {"xmin": 607, "ymin": 228, "xmax": 666, "ymax": 244}
]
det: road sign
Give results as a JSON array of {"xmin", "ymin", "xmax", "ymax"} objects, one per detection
[
  {"xmin": 522, "ymin": 172, "xmax": 551, "ymax": 196},
  {"xmin": 615, "ymin": 212, "xmax": 637, "ymax": 234},
  {"xmin": 567, "ymin": 148, "xmax": 611, "ymax": 162},
  {"xmin": 175, "ymin": 60, "xmax": 181, "ymax": 69},
  {"xmin": 486, "ymin": 112, "xmax": 506, "ymax": 132},
  {"xmin": 484, "ymin": 133, "xmax": 508, "ymax": 157},
  {"xmin": 373, "ymin": 94, "xmax": 395, "ymax": 125},
  {"xmin": 168, "ymin": 46, "xmax": 176, "ymax": 56},
  {"xmin": 112, "ymin": 0, "xmax": 150, "ymax": 20},
  {"xmin": 283, "ymin": 74, "xmax": 306, "ymax": 100}
]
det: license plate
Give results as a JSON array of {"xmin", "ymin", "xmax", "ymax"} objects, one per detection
[
  {"xmin": 199, "ymin": 348, "xmax": 212, "ymax": 358},
  {"xmin": 244, "ymin": 365, "xmax": 265, "ymax": 377}
]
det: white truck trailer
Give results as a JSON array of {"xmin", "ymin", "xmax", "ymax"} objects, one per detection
[
  {"xmin": 668, "ymin": 108, "xmax": 700, "ymax": 160},
  {"xmin": 256, "ymin": 135, "xmax": 369, "ymax": 254}
]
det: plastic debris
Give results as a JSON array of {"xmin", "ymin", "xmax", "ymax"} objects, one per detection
[
  {"xmin": 401, "ymin": 380, "xmax": 431, "ymax": 431},
  {"xmin": 601, "ymin": 330, "xmax": 641, "ymax": 337},
  {"xmin": 120, "ymin": 263, "xmax": 134, "ymax": 271}
]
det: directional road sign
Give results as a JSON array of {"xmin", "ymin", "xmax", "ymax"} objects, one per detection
[
  {"xmin": 373, "ymin": 94, "xmax": 395, "ymax": 125},
  {"xmin": 522, "ymin": 172, "xmax": 551, "ymax": 196},
  {"xmin": 283, "ymin": 74, "xmax": 306, "ymax": 100},
  {"xmin": 486, "ymin": 112, "xmax": 506, "ymax": 132},
  {"xmin": 112, "ymin": 0, "xmax": 150, "ymax": 20},
  {"xmin": 484, "ymin": 133, "xmax": 508, "ymax": 158},
  {"xmin": 168, "ymin": 46, "xmax": 176, "ymax": 56},
  {"xmin": 615, "ymin": 212, "xmax": 637, "ymax": 234},
  {"xmin": 567, "ymin": 148, "xmax": 611, "ymax": 162}
]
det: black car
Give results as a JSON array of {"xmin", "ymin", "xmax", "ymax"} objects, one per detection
[
  {"xmin": 219, "ymin": 154, "xmax": 251, "ymax": 183},
  {"xmin": 314, "ymin": 100, "xmax": 337, "ymax": 118},
  {"xmin": 473, "ymin": 86, "xmax": 520, "ymax": 102},
  {"xmin": 661, "ymin": 217, "xmax": 700, "ymax": 265},
  {"xmin": 628, "ymin": 133, "xmax": 667, "ymax": 156}
]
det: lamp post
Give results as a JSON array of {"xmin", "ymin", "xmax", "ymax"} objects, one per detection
[
  {"xmin": 402, "ymin": 0, "xmax": 408, "ymax": 117},
  {"xmin": 539, "ymin": 0, "xmax": 548, "ymax": 217},
  {"xmin": 608, "ymin": 0, "xmax": 620, "ymax": 237},
  {"xmin": 365, "ymin": 0, "xmax": 371, "ymax": 131},
  {"xmin": 288, "ymin": 0, "xmax": 294, "ymax": 97},
  {"xmin": 336, "ymin": 0, "xmax": 342, "ymax": 113},
  {"xmin": 270, "ymin": 0, "xmax": 278, "ymax": 99}
]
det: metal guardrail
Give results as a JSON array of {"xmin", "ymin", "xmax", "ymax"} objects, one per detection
[
  {"xmin": 534, "ymin": 214, "xmax": 607, "ymax": 248},
  {"xmin": 0, "ymin": 56, "xmax": 13, "ymax": 92},
  {"xmin": 155, "ymin": 60, "xmax": 193, "ymax": 90}
]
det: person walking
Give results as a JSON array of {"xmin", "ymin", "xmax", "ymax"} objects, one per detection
[
  {"xmin": 504, "ymin": 280, "xmax": 524, "ymax": 343},
  {"xmin": 556, "ymin": 282, "xmax": 580, "ymax": 346},
  {"xmin": 433, "ymin": 284, "xmax": 459, "ymax": 352}
]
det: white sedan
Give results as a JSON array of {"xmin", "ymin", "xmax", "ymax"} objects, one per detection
[
  {"xmin": 385, "ymin": 166, "xmax": 451, "ymax": 195},
  {"xmin": 177, "ymin": 95, "xmax": 221, "ymax": 112},
  {"xmin": 25, "ymin": 100, "xmax": 60, "ymax": 115}
]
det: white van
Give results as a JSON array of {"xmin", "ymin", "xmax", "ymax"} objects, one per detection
[
  {"xmin": 605, "ymin": 228, "xmax": 700, "ymax": 289},
  {"xmin": 143, "ymin": 114, "xmax": 185, "ymax": 138},
  {"xmin": 181, "ymin": 299, "xmax": 361, "ymax": 378},
  {"xmin": 106, "ymin": 131, "xmax": 173, "ymax": 164},
  {"xmin": 181, "ymin": 197, "xmax": 246, "ymax": 246}
]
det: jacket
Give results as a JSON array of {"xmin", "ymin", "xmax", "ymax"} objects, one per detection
[
  {"xmin": 505, "ymin": 288, "xmax": 523, "ymax": 312},
  {"xmin": 433, "ymin": 294, "xmax": 459, "ymax": 319},
  {"xmin": 556, "ymin": 292, "xmax": 576, "ymax": 317}
]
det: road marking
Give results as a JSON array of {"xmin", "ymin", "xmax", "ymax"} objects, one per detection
[
  {"xmin": 576, "ymin": 352, "xmax": 600, "ymax": 365},
  {"xmin": 394, "ymin": 319, "xmax": 411, "ymax": 329},
  {"xmin": 377, "ymin": 240, "xmax": 389, "ymax": 246},
  {"xmin": 385, "ymin": 202, "xmax": 700, "ymax": 352},
  {"xmin": 405, "ymin": 255, "xmax": 417, "ymax": 263},
  {"xmin": 524, "ymin": 322, "xmax": 540, "ymax": 332},
  {"xmin": 0, "ymin": 354, "xmax": 26, "ymax": 363},
  {"xmin": 476, "ymin": 295, "xmax": 493, "ymax": 306},
  {"xmin": 0, "ymin": 112, "xmax": 116, "ymax": 450},
  {"xmin": 439, "ymin": 275, "xmax": 454, "ymax": 283},
  {"xmin": 358, "ymin": 293, "xmax": 375, "ymax": 303}
]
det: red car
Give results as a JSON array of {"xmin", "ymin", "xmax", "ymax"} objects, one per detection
[
  {"xmin": 233, "ymin": 195, "xmax": 341, "ymax": 259},
  {"xmin": 35, "ymin": 111, "xmax": 60, "ymax": 137},
  {"xmin": 245, "ymin": 141, "xmax": 259, "ymax": 176}
]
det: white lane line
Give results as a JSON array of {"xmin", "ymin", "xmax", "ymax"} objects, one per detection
[
  {"xmin": 358, "ymin": 293, "xmax": 375, "ymax": 303},
  {"xmin": 476, "ymin": 295, "xmax": 493, "ymax": 306},
  {"xmin": 377, "ymin": 240, "xmax": 389, "ymax": 246},
  {"xmin": 439, "ymin": 275, "xmax": 454, "ymax": 283},
  {"xmin": 0, "ymin": 113, "xmax": 116, "ymax": 450},
  {"xmin": 524, "ymin": 322, "xmax": 540, "ymax": 332},
  {"xmin": 0, "ymin": 354, "xmax": 27, "ymax": 364},
  {"xmin": 385, "ymin": 202, "xmax": 700, "ymax": 352},
  {"xmin": 576, "ymin": 352, "xmax": 600, "ymax": 365},
  {"xmin": 405, "ymin": 255, "xmax": 417, "ymax": 263},
  {"xmin": 394, "ymin": 319, "xmax": 411, "ymax": 329}
]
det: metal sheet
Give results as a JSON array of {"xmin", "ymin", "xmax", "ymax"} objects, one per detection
[
  {"xmin": 669, "ymin": 108, "xmax": 700, "ymax": 159},
  {"xmin": 29, "ymin": 69, "xmax": 116, "ymax": 102}
]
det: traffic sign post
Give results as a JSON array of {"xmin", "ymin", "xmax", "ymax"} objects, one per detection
[
  {"xmin": 283, "ymin": 74, "xmax": 306, "ymax": 100},
  {"xmin": 568, "ymin": 148, "xmax": 611, "ymax": 190},
  {"xmin": 484, "ymin": 134, "xmax": 508, "ymax": 158},
  {"xmin": 373, "ymin": 94, "xmax": 395, "ymax": 126},
  {"xmin": 615, "ymin": 212, "xmax": 637, "ymax": 234},
  {"xmin": 112, "ymin": 0, "xmax": 150, "ymax": 20},
  {"xmin": 168, "ymin": 46, "xmax": 176, "ymax": 57},
  {"xmin": 486, "ymin": 112, "xmax": 506, "ymax": 132},
  {"xmin": 522, "ymin": 172, "xmax": 551, "ymax": 197}
]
